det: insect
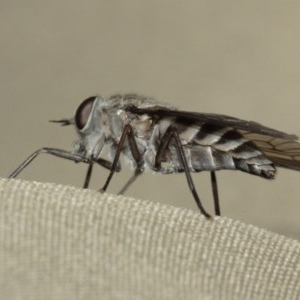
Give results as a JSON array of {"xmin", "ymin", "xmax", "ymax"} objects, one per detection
[{"xmin": 8, "ymin": 94, "xmax": 300, "ymax": 218}]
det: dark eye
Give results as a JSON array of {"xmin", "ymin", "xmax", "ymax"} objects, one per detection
[{"xmin": 75, "ymin": 96, "xmax": 97, "ymax": 130}]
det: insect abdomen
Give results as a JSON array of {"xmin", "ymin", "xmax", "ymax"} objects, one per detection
[{"xmin": 186, "ymin": 124, "xmax": 276, "ymax": 179}]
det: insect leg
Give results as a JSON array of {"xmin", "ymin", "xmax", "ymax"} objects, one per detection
[
  {"xmin": 83, "ymin": 158, "xmax": 122, "ymax": 189},
  {"xmin": 95, "ymin": 158, "xmax": 121, "ymax": 172},
  {"xmin": 117, "ymin": 129, "xmax": 144, "ymax": 194},
  {"xmin": 100, "ymin": 124, "xmax": 144, "ymax": 192},
  {"xmin": 155, "ymin": 126, "xmax": 211, "ymax": 219},
  {"xmin": 210, "ymin": 171, "xmax": 221, "ymax": 216},
  {"xmin": 8, "ymin": 147, "xmax": 92, "ymax": 178},
  {"xmin": 83, "ymin": 162, "xmax": 94, "ymax": 189},
  {"xmin": 117, "ymin": 167, "xmax": 143, "ymax": 195}
]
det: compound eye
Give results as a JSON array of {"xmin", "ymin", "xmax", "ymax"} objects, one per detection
[{"xmin": 75, "ymin": 96, "xmax": 97, "ymax": 130}]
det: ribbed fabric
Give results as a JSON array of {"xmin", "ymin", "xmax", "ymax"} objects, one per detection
[{"xmin": 0, "ymin": 178, "xmax": 299, "ymax": 300}]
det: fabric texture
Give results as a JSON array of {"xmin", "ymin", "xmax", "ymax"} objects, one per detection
[{"xmin": 0, "ymin": 178, "xmax": 299, "ymax": 300}]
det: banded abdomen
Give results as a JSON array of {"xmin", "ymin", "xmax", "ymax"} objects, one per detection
[{"xmin": 156, "ymin": 122, "xmax": 276, "ymax": 179}]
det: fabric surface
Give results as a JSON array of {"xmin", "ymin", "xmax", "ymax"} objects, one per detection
[{"xmin": 0, "ymin": 178, "xmax": 299, "ymax": 300}]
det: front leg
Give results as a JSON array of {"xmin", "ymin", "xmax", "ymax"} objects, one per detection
[{"xmin": 8, "ymin": 147, "xmax": 92, "ymax": 179}]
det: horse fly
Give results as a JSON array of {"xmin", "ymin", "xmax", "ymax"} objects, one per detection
[{"xmin": 8, "ymin": 94, "xmax": 300, "ymax": 218}]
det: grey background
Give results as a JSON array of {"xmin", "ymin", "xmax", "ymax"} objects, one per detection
[{"xmin": 1, "ymin": 1, "xmax": 299, "ymax": 239}]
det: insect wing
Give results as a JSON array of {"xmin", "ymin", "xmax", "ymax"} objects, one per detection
[
  {"xmin": 126, "ymin": 105, "xmax": 297, "ymax": 140},
  {"xmin": 239, "ymin": 131, "xmax": 300, "ymax": 170},
  {"xmin": 125, "ymin": 104, "xmax": 300, "ymax": 171}
]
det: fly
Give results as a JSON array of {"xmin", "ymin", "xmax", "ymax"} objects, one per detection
[{"xmin": 8, "ymin": 94, "xmax": 300, "ymax": 218}]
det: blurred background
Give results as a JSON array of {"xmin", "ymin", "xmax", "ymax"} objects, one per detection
[{"xmin": 1, "ymin": 1, "xmax": 300, "ymax": 240}]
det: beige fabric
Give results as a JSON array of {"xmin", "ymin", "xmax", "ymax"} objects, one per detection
[{"xmin": 0, "ymin": 178, "xmax": 299, "ymax": 300}]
